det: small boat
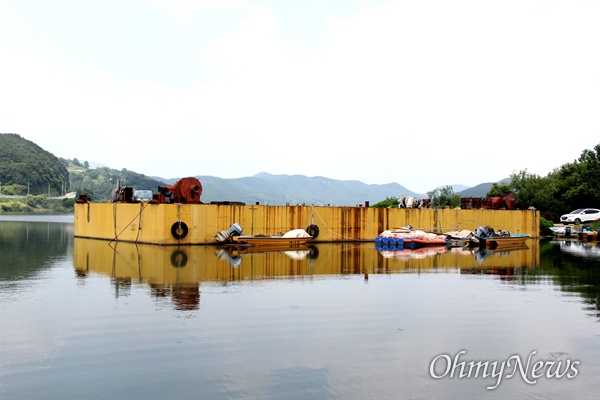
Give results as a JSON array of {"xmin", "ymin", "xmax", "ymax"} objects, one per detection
[
  {"xmin": 550, "ymin": 225, "xmax": 598, "ymax": 241},
  {"xmin": 549, "ymin": 226, "xmax": 579, "ymax": 238},
  {"xmin": 470, "ymin": 226, "xmax": 529, "ymax": 250},
  {"xmin": 445, "ymin": 229, "xmax": 475, "ymax": 248},
  {"xmin": 579, "ymin": 230, "xmax": 598, "ymax": 242},
  {"xmin": 376, "ymin": 226, "xmax": 448, "ymax": 249},
  {"xmin": 577, "ymin": 226, "xmax": 599, "ymax": 242},
  {"xmin": 215, "ymin": 223, "xmax": 316, "ymax": 249},
  {"xmin": 481, "ymin": 234, "xmax": 530, "ymax": 250}
]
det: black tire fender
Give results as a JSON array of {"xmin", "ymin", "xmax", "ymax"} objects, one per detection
[
  {"xmin": 306, "ymin": 224, "xmax": 320, "ymax": 239},
  {"xmin": 171, "ymin": 221, "xmax": 189, "ymax": 239}
]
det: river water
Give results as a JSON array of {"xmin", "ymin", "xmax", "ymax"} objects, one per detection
[{"xmin": 0, "ymin": 215, "xmax": 598, "ymax": 400}]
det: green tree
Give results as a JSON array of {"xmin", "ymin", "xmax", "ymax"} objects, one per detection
[
  {"xmin": 533, "ymin": 143, "xmax": 600, "ymax": 220},
  {"xmin": 486, "ymin": 182, "xmax": 512, "ymax": 197},
  {"xmin": 579, "ymin": 144, "xmax": 600, "ymax": 200},
  {"xmin": 25, "ymin": 194, "xmax": 48, "ymax": 208},
  {"xmin": 509, "ymin": 170, "xmax": 556, "ymax": 211},
  {"xmin": 427, "ymin": 186, "xmax": 460, "ymax": 208},
  {"xmin": 553, "ymin": 144, "xmax": 600, "ymax": 209},
  {"xmin": 1, "ymin": 184, "xmax": 26, "ymax": 195},
  {"xmin": 372, "ymin": 197, "xmax": 399, "ymax": 208}
]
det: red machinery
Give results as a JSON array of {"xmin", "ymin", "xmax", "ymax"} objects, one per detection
[
  {"xmin": 460, "ymin": 197, "xmax": 483, "ymax": 209},
  {"xmin": 109, "ymin": 177, "xmax": 203, "ymax": 204},
  {"xmin": 156, "ymin": 177, "xmax": 203, "ymax": 204},
  {"xmin": 481, "ymin": 194, "xmax": 516, "ymax": 210}
]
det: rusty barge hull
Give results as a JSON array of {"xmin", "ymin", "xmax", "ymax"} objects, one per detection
[{"xmin": 73, "ymin": 203, "xmax": 540, "ymax": 245}]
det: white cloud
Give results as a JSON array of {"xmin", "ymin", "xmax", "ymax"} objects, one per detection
[{"xmin": 1, "ymin": 1, "xmax": 598, "ymax": 192}]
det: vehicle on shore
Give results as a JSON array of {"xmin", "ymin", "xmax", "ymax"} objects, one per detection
[{"xmin": 560, "ymin": 208, "xmax": 600, "ymax": 225}]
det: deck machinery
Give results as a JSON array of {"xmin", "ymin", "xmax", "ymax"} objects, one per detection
[{"xmin": 107, "ymin": 177, "xmax": 203, "ymax": 204}]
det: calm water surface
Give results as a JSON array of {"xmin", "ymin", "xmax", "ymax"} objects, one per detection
[{"xmin": 1, "ymin": 215, "xmax": 598, "ymax": 400}]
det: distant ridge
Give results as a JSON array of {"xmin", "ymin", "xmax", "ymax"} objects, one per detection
[
  {"xmin": 193, "ymin": 172, "xmax": 423, "ymax": 206},
  {"xmin": 456, "ymin": 183, "xmax": 495, "ymax": 198},
  {"xmin": 455, "ymin": 178, "xmax": 511, "ymax": 198},
  {"xmin": 150, "ymin": 172, "xmax": 504, "ymax": 206}
]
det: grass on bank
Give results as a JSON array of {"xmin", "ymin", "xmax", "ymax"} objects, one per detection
[{"xmin": 0, "ymin": 195, "xmax": 75, "ymax": 213}]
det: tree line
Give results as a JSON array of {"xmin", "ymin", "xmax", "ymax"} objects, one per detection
[
  {"xmin": 373, "ymin": 143, "xmax": 600, "ymax": 222},
  {"xmin": 487, "ymin": 143, "xmax": 600, "ymax": 221}
]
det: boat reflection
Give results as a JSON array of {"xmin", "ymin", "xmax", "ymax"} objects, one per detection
[
  {"xmin": 214, "ymin": 244, "xmax": 318, "ymax": 267},
  {"xmin": 73, "ymin": 238, "xmax": 540, "ymax": 310},
  {"xmin": 376, "ymin": 245, "xmax": 449, "ymax": 260},
  {"xmin": 375, "ymin": 241, "xmax": 536, "ymax": 268},
  {"xmin": 555, "ymin": 239, "xmax": 600, "ymax": 260},
  {"xmin": 470, "ymin": 242, "xmax": 530, "ymax": 262}
]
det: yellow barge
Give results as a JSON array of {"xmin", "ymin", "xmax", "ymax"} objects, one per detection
[{"xmin": 73, "ymin": 195, "xmax": 539, "ymax": 247}]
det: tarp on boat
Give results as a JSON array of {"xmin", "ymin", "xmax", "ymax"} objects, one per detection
[
  {"xmin": 282, "ymin": 229, "xmax": 311, "ymax": 238},
  {"xmin": 378, "ymin": 227, "xmax": 447, "ymax": 245}
]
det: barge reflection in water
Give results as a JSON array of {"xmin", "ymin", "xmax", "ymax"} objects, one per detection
[
  {"xmin": 73, "ymin": 238, "xmax": 541, "ymax": 311},
  {"xmin": 74, "ymin": 238, "xmax": 540, "ymax": 280}
]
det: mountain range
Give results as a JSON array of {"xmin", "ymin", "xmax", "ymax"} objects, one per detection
[
  {"xmin": 0, "ymin": 133, "xmax": 501, "ymax": 204},
  {"xmin": 153, "ymin": 172, "xmax": 499, "ymax": 206}
]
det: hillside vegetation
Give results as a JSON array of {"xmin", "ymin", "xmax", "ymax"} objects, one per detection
[
  {"xmin": 0, "ymin": 133, "xmax": 69, "ymax": 196},
  {"xmin": 0, "ymin": 134, "xmax": 168, "ymax": 210},
  {"xmin": 65, "ymin": 164, "xmax": 168, "ymax": 202}
]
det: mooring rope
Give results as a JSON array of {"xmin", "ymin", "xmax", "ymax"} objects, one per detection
[
  {"xmin": 312, "ymin": 207, "xmax": 365, "ymax": 241},
  {"xmin": 135, "ymin": 203, "xmax": 143, "ymax": 242},
  {"xmin": 177, "ymin": 203, "xmax": 182, "ymax": 243},
  {"xmin": 109, "ymin": 202, "xmax": 148, "ymax": 244}
]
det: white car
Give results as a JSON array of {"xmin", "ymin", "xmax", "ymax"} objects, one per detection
[{"xmin": 560, "ymin": 208, "xmax": 600, "ymax": 225}]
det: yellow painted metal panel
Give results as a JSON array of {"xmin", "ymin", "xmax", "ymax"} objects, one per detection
[{"xmin": 74, "ymin": 203, "xmax": 540, "ymax": 244}]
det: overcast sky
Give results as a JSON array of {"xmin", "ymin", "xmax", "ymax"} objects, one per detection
[{"xmin": 1, "ymin": 0, "xmax": 598, "ymax": 193}]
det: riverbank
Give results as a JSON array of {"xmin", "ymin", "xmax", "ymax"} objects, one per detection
[{"xmin": 0, "ymin": 195, "xmax": 75, "ymax": 213}]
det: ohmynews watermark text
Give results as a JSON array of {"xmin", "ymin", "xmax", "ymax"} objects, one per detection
[{"xmin": 429, "ymin": 350, "xmax": 580, "ymax": 390}]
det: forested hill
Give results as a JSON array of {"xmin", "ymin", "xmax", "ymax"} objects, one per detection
[
  {"xmin": 66, "ymin": 165, "xmax": 168, "ymax": 202},
  {"xmin": 0, "ymin": 133, "xmax": 69, "ymax": 196},
  {"xmin": 0, "ymin": 133, "xmax": 168, "ymax": 200}
]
